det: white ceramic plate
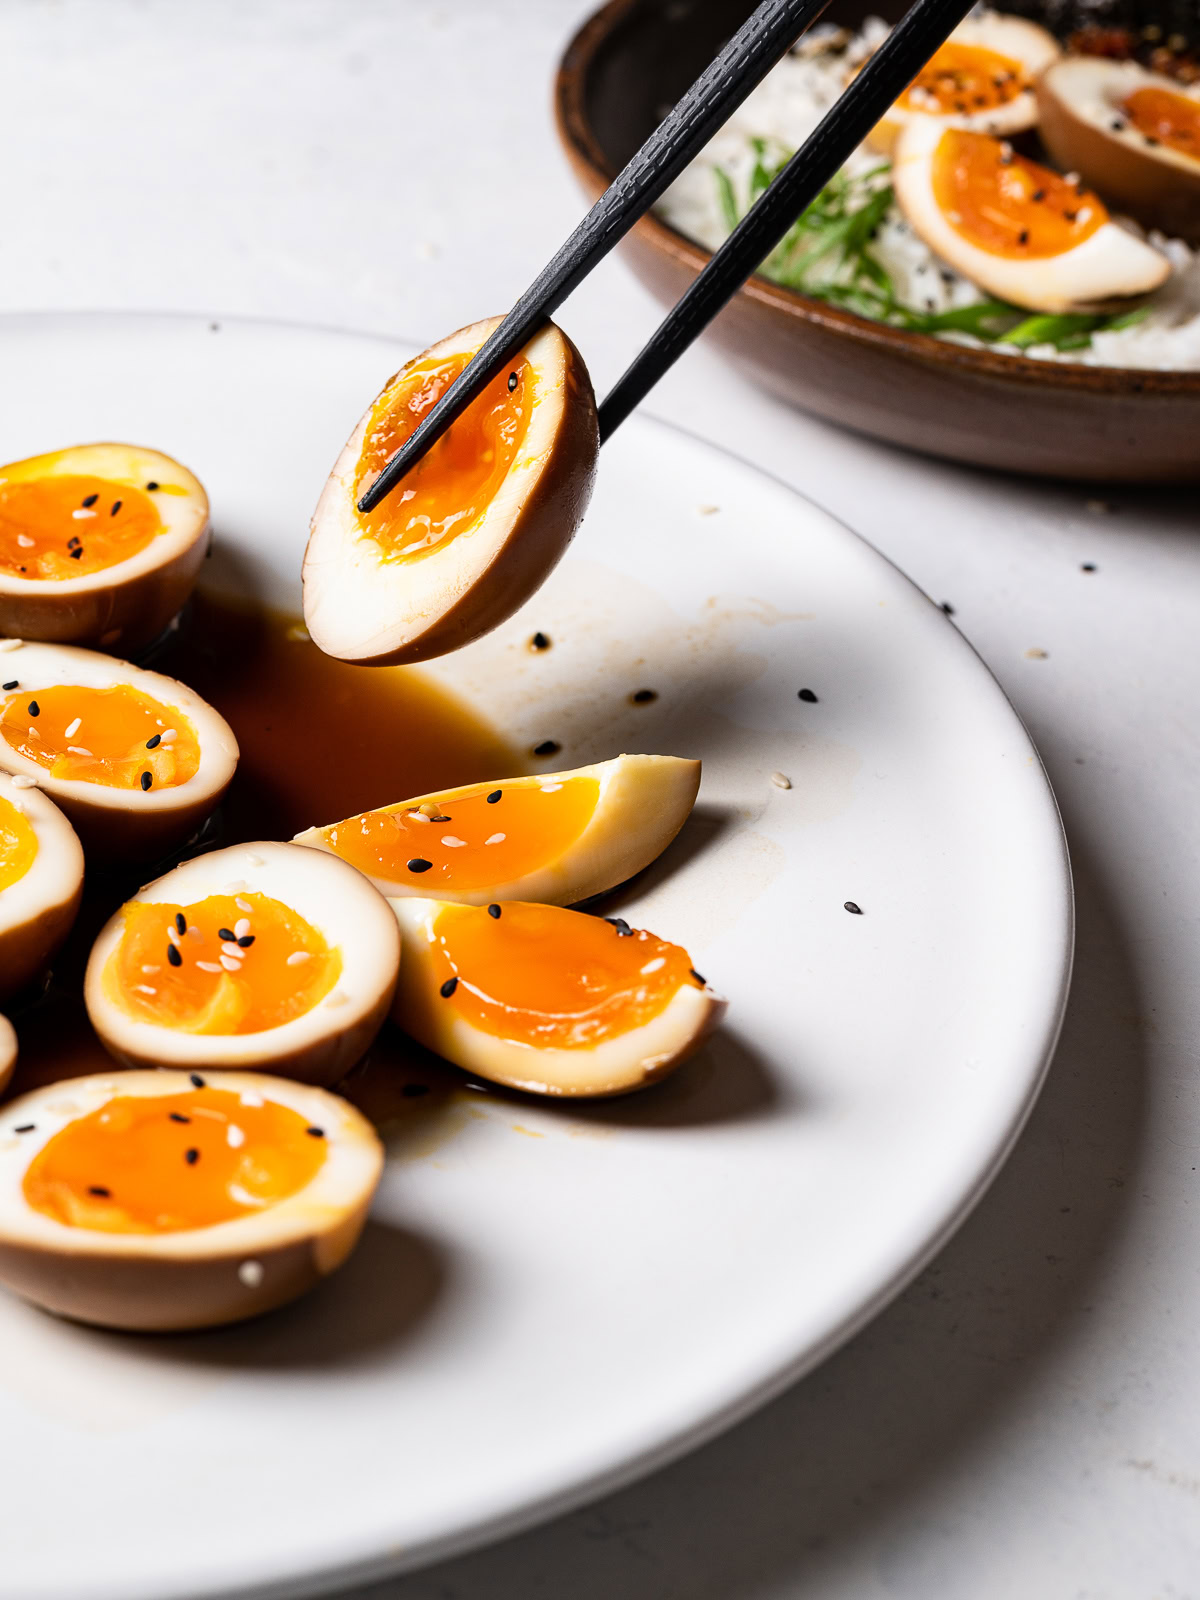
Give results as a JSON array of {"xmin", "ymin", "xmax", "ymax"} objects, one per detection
[{"xmin": 0, "ymin": 315, "xmax": 1071, "ymax": 1600}]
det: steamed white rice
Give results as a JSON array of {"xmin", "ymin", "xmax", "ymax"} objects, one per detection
[{"xmin": 656, "ymin": 18, "xmax": 1200, "ymax": 370}]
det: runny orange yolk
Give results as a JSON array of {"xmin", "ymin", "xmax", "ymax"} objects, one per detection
[
  {"xmin": 431, "ymin": 902, "xmax": 701, "ymax": 1049},
  {"xmin": 932, "ymin": 129, "xmax": 1107, "ymax": 258},
  {"xmin": 899, "ymin": 41, "xmax": 1027, "ymax": 115},
  {"xmin": 0, "ymin": 793, "xmax": 36, "ymax": 892},
  {"xmin": 1122, "ymin": 86, "xmax": 1200, "ymax": 162},
  {"xmin": 0, "ymin": 475, "xmax": 163, "ymax": 580},
  {"xmin": 355, "ymin": 350, "xmax": 534, "ymax": 561},
  {"xmin": 109, "ymin": 892, "xmax": 341, "ymax": 1035},
  {"xmin": 320, "ymin": 775, "xmax": 600, "ymax": 891},
  {"xmin": 22, "ymin": 1086, "xmax": 327, "ymax": 1233},
  {"xmin": 0, "ymin": 684, "xmax": 200, "ymax": 789}
]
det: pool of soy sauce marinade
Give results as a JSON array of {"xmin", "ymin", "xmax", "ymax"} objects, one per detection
[{"xmin": 8, "ymin": 589, "xmax": 520, "ymax": 1113}]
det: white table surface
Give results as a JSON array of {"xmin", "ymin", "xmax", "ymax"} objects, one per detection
[{"xmin": 4, "ymin": 2, "xmax": 1196, "ymax": 1595}]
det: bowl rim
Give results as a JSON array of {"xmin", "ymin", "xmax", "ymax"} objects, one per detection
[{"xmin": 554, "ymin": 0, "xmax": 1200, "ymax": 397}]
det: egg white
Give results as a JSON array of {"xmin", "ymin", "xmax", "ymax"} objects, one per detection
[
  {"xmin": 0, "ymin": 443, "xmax": 209, "ymax": 653},
  {"xmin": 0, "ymin": 640, "xmax": 238, "ymax": 860},
  {"xmin": 0, "ymin": 775, "xmax": 84, "ymax": 1001},
  {"xmin": 294, "ymin": 753, "xmax": 702, "ymax": 905},
  {"xmin": 303, "ymin": 315, "xmax": 599, "ymax": 666},
  {"xmin": 0, "ymin": 1069, "xmax": 383, "ymax": 1330},
  {"xmin": 390, "ymin": 897, "xmax": 725, "ymax": 1097},
  {"xmin": 892, "ymin": 117, "xmax": 1171, "ymax": 313},
  {"xmin": 85, "ymin": 841, "xmax": 400, "ymax": 1085}
]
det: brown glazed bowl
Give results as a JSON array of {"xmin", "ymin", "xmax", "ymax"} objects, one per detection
[{"xmin": 554, "ymin": 0, "xmax": 1200, "ymax": 483}]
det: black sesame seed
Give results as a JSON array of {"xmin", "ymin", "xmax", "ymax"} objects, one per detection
[
  {"xmin": 1, "ymin": 681, "xmax": 17, "ymax": 691},
  {"xmin": 237, "ymin": 934, "xmax": 255, "ymax": 947},
  {"xmin": 631, "ymin": 689, "xmax": 657, "ymax": 704},
  {"xmin": 1018, "ymin": 229, "xmax": 1030, "ymax": 245},
  {"xmin": 532, "ymin": 740, "xmax": 560, "ymax": 757},
  {"xmin": 190, "ymin": 1073, "xmax": 205, "ymax": 1088},
  {"xmin": 82, "ymin": 493, "xmax": 99, "ymax": 507},
  {"xmin": 1031, "ymin": 189, "xmax": 1045, "ymax": 202},
  {"xmin": 70, "ymin": 546, "xmax": 84, "ymax": 559},
  {"xmin": 1111, "ymin": 120, "xmax": 1125, "ymax": 132},
  {"xmin": 797, "ymin": 688, "xmax": 818, "ymax": 703},
  {"xmin": 439, "ymin": 976, "xmax": 459, "ymax": 998},
  {"xmin": 305, "ymin": 1126, "xmax": 325, "ymax": 1138},
  {"xmin": 1145, "ymin": 135, "xmax": 1159, "ymax": 146},
  {"xmin": 167, "ymin": 943, "xmax": 182, "ymax": 967},
  {"xmin": 88, "ymin": 1185, "xmax": 111, "ymax": 1198},
  {"xmin": 27, "ymin": 701, "xmax": 39, "ymax": 717},
  {"xmin": 110, "ymin": 500, "xmax": 122, "ymax": 516},
  {"xmin": 13, "ymin": 1123, "xmax": 34, "ymax": 1134},
  {"xmin": 168, "ymin": 1111, "xmax": 191, "ymax": 1123},
  {"xmin": 145, "ymin": 481, "xmax": 159, "ymax": 491},
  {"xmin": 689, "ymin": 968, "xmax": 707, "ymax": 985},
  {"xmin": 175, "ymin": 912, "xmax": 187, "ymax": 935},
  {"xmin": 605, "ymin": 916, "xmax": 633, "ymax": 936},
  {"xmin": 146, "ymin": 733, "xmax": 161, "ymax": 749},
  {"xmin": 507, "ymin": 371, "xmax": 518, "ymax": 392},
  {"xmin": 941, "ymin": 601, "xmax": 955, "ymax": 615},
  {"xmin": 407, "ymin": 858, "xmax": 433, "ymax": 873},
  {"xmin": 1081, "ymin": 562, "xmax": 1097, "ymax": 572},
  {"xmin": 140, "ymin": 770, "xmax": 152, "ymax": 790},
  {"xmin": 184, "ymin": 1147, "xmax": 200, "ymax": 1165},
  {"xmin": 530, "ymin": 631, "xmax": 550, "ymax": 650},
  {"xmin": 401, "ymin": 1082, "xmax": 430, "ymax": 1098},
  {"xmin": 67, "ymin": 536, "xmax": 81, "ymax": 549},
  {"xmin": 217, "ymin": 927, "xmax": 237, "ymax": 941},
  {"xmin": 844, "ymin": 901, "xmax": 863, "ymax": 915},
  {"xmin": 486, "ymin": 789, "xmax": 502, "ymax": 803},
  {"xmin": 487, "ymin": 903, "xmax": 501, "ymax": 919},
  {"xmin": 1064, "ymin": 211, "xmax": 1077, "ymax": 224}
]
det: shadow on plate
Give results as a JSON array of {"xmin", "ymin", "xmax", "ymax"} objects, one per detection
[{"xmin": 346, "ymin": 815, "xmax": 1148, "ymax": 1599}]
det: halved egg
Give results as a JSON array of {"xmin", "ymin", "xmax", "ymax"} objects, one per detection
[
  {"xmin": 293, "ymin": 753, "xmax": 701, "ymax": 905},
  {"xmin": 303, "ymin": 315, "xmax": 599, "ymax": 666},
  {"xmin": 0, "ymin": 640, "xmax": 238, "ymax": 860},
  {"xmin": 390, "ymin": 898, "xmax": 725, "ymax": 1097},
  {"xmin": 892, "ymin": 121, "xmax": 1171, "ymax": 313},
  {"xmin": 0, "ymin": 1017, "xmax": 16, "ymax": 1096},
  {"xmin": 85, "ymin": 842, "xmax": 400, "ymax": 1086},
  {"xmin": 0, "ymin": 775, "xmax": 84, "ymax": 1002},
  {"xmin": 0, "ymin": 1070, "xmax": 382, "ymax": 1330},
  {"xmin": 1038, "ymin": 58, "xmax": 1200, "ymax": 244},
  {"xmin": 0, "ymin": 443, "xmax": 209, "ymax": 654},
  {"xmin": 865, "ymin": 12, "xmax": 1060, "ymax": 154}
]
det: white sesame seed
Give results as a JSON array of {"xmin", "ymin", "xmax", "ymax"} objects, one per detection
[
  {"xmin": 771, "ymin": 771, "xmax": 792, "ymax": 790},
  {"xmin": 0, "ymin": 640, "xmax": 23, "ymax": 653},
  {"xmin": 246, "ymin": 852, "xmax": 265, "ymax": 867},
  {"xmin": 407, "ymin": 811, "xmax": 431, "ymax": 824},
  {"xmin": 99, "ymin": 629, "xmax": 121, "ymax": 647},
  {"xmin": 485, "ymin": 833, "xmax": 506, "ymax": 845},
  {"xmin": 285, "ymin": 623, "xmax": 310, "ymax": 642},
  {"xmin": 235, "ymin": 897, "xmax": 252, "ymax": 913},
  {"xmin": 63, "ymin": 718, "xmax": 81, "ymax": 739},
  {"xmin": 234, "ymin": 918, "xmax": 251, "ymax": 939},
  {"xmin": 220, "ymin": 953, "xmax": 243, "ymax": 972},
  {"xmin": 325, "ymin": 990, "xmax": 349, "ymax": 1007},
  {"xmin": 133, "ymin": 984, "xmax": 157, "ymax": 996},
  {"xmin": 195, "ymin": 960, "xmax": 222, "ymax": 973},
  {"xmin": 442, "ymin": 836, "xmax": 467, "ymax": 848},
  {"xmin": 696, "ymin": 504, "xmax": 720, "ymax": 516},
  {"xmin": 239, "ymin": 1090, "xmax": 264, "ymax": 1107},
  {"xmin": 10, "ymin": 776, "xmax": 35, "ymax": 789},
  {"xmin": 17, "ymin": 533, "xmax": 36, "ymax": 545},
  {"xmin": 186, "ymin": 925, "xmax": 203, "ymax": 942},
  {"xmin": 141, "ymin": 964, "xmax": 160, "ymax": 975},
  {"xmin": 69, "ymin": 510, "xmax": 94, "ymax": 522},
  {"xmin": 223, "ymin": 880, "xmax": 248, "ymax": 894},
  {"xmin": 159, "ymin": 728, "xmax": 177, "ymax": 745},
  {"xmin": 287, "ymin": 951, "xmax": 311, "ymax": 966},
  {"xmin": 227, "ymin": 1124, "xmax": 245, "ymax": 1149},
  {"xmin": 1086, "ymin": 499, "xmax": 1111, "ymax": 514},
  {"xmin": 540, "ymin": 783, "xmax": 563, "ymax": 793},
  {"xmin": 66, "ymin": 746, "xmax": 93, "ymax": 757},
  {"xmin": 640, "ymin": 957, "xmax": 666, "ymax": 975},
  {"xmin": 167, "ymin": 926, "xmax": 180, "ymax": 945},
  {"xmin": 238, "ymin": 1260, "xmax": 264, "ymax": 1288}
]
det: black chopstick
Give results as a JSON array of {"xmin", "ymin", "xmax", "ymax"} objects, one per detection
[
  {"xmin": 357, "ymin": 0, "xmax": 833, "ymax": 513},
  {"xmin": 598, "ymin": 0, "xmax": 978, "ymax": 440}
]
